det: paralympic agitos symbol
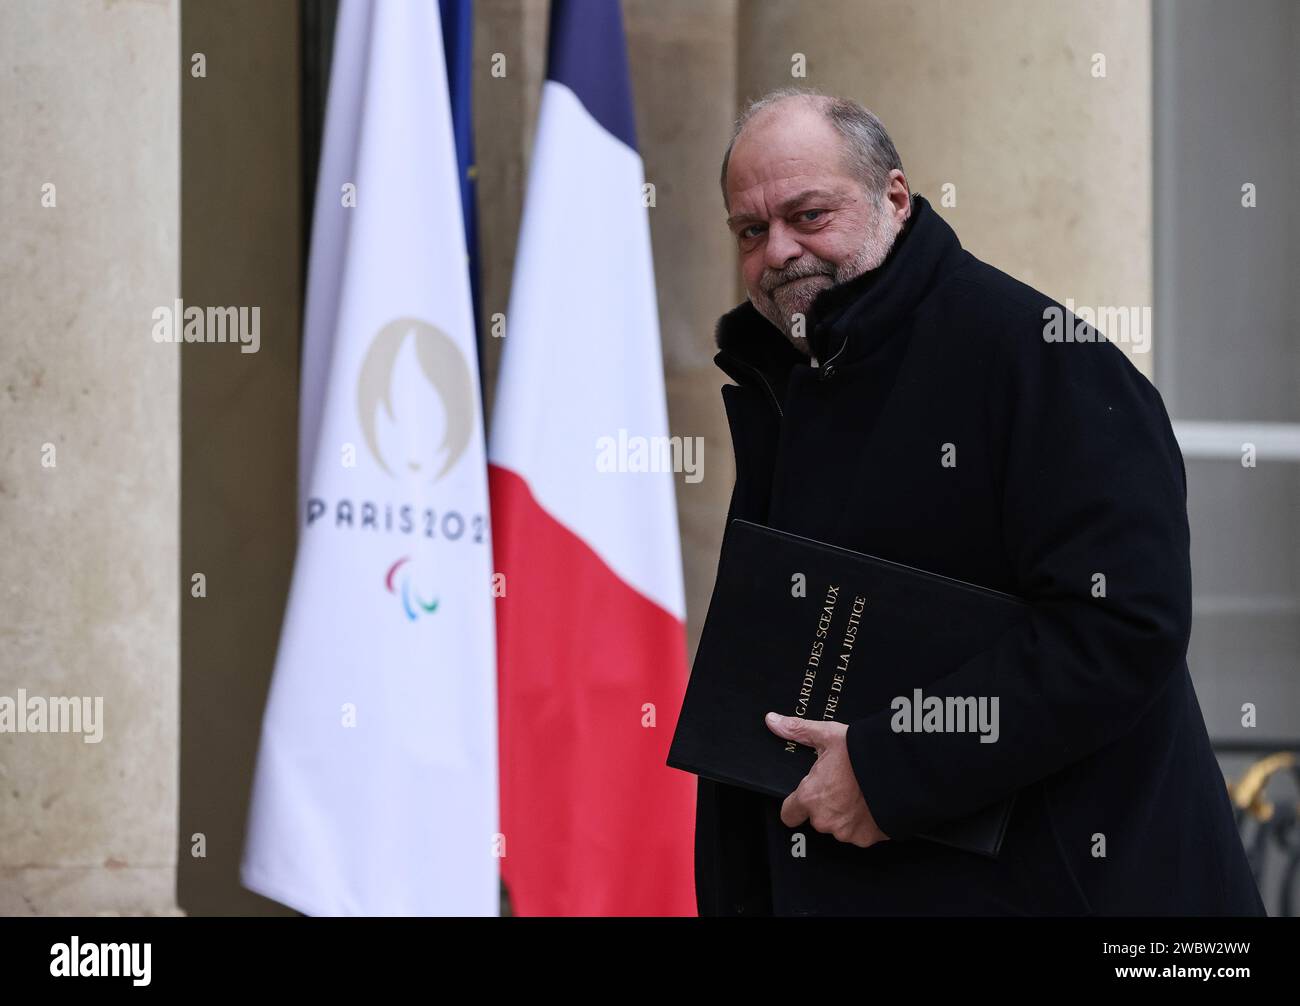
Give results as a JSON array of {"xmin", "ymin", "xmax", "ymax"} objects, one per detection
[{"xmin": 385, "ymin": 556, "xmax": 438, "ymax": 622}]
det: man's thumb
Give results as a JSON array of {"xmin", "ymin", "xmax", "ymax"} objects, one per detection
[{"xmin": 766, "ymin": 711, "xmax": 820, "ymax": 747}]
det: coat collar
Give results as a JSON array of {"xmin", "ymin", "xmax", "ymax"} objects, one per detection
[{"xmin": 713, "ymin": 193, "xmax": 963, "ymax": 390}]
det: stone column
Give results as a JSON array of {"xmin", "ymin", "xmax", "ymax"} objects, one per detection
[
  {"xmin": 623, "ymin": 0, "xmax": 741, "ymax": 660},
  {"xmin": 0, "ymin": 0, "xmax": 181, "ymax": 915}
]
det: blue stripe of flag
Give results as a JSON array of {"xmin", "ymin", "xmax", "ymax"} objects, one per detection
[
  {"xmin": 440, "ymin": 0, "xmax": 482, "ymax": 368},
  {"xmin": 545, "ymin": 0, "xmax": 639, "ymax": 154}
]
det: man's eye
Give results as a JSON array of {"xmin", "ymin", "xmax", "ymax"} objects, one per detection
[
  {"xmin": 800, "ymin": 209, "xmax": 824, "ymax": 222},
  {"xmin": 740, "ymin": 224, "xmax": 764, "ymax": 240}
]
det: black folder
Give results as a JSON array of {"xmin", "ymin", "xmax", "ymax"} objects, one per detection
[{"xmin": 668, "ymin": 519, "xmax": 1022, "ymax": 858}]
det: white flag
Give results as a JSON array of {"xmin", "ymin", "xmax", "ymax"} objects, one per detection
[{"xmin": 241, "ymin": 0, "xmax": 498, "ymax": 916}]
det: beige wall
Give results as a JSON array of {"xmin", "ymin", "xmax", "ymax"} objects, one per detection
[{"xmin": 0, "ymin": 0, "xmax": 180, "ymax": 914}]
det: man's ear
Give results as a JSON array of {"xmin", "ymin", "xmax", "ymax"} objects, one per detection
[{"xmin": 886, "ymin": 170, "xmax": 911, "ymax": 222}]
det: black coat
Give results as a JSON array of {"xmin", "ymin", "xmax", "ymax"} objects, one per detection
[{"xmin": 695, "ymin": 193, "xmax": 1266, "ymax": 916}]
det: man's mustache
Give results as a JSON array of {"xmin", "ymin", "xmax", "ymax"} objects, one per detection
[{"xmin": 762, "ymin": 264, "xmax": 833, "ymax": 294}]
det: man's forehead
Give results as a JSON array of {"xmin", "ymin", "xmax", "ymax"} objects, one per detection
[
  {"xmin": 730, "ymin": 122, "xmax": 842, "ymax": 182},
  {"xmin": 725, "ymin": 109, "xmax": 852, "ymax": 214}
]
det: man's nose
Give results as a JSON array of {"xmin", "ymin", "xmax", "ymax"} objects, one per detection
[{"xmin": 763, "ymin": 220, "xmax": 803, "ymax": 272}]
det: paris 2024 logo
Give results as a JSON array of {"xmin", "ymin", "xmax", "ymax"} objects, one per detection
[{"xmin": 355, "ymin": 318, "xmax": 475, "ymax": 622}]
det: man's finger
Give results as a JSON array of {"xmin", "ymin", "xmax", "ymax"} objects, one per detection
[
  {"xmin": 780, "ymin": 786, "xmax": 810, "ymax": 829},
  {"xmin": 765, "ymin": 711, "xmax": 829, "ymax": 751}
]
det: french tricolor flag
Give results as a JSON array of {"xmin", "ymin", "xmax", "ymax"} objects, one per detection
[{"xmin": 488, "ymin": 0, "xmax": 695, "ymax": 915}]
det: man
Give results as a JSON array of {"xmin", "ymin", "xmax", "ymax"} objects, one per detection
[{"xmin": 696, "ymin": 86, "xmax": 1266, "ymax": 916}]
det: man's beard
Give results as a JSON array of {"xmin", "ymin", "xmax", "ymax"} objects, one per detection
[{"xmin": 751, "ymin": 204, "xmax": 900, "ymax": 353}]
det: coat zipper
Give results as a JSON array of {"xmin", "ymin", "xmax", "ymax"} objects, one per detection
[
  {"xmin": 817, "ymin": 327, "xmax": 849, "ymax": 379},
  {"xmin": 717, "ymin": 350, "xmax": 783, "ymax": 417}
]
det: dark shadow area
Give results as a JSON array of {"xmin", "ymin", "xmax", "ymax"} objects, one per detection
[{"xmin": 178, "ymin": 0, "xmax": 303, "ymax": 915}]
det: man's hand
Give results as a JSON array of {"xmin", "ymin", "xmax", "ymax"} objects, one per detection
[{"xmin": 765, "ymin": 711, "xmax": 890, "ymax": 848}]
